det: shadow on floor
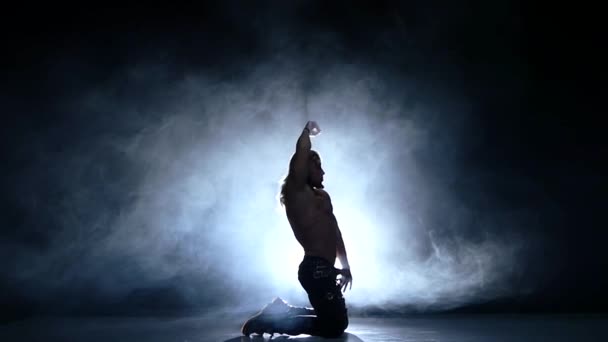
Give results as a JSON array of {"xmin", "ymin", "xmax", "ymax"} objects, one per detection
[{"xmin": 225, "ymin": 332, "xmax": 364, "ymax": 341}]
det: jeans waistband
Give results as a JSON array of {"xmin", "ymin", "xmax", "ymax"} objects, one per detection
[{"xmin": 302, "ymin": 255, "xmax": 333, "ymax": 265}]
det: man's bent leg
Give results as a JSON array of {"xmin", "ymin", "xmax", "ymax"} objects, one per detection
[
  {"xmin": 243, "ymin": 256, "xmax": 348, "ymax": 337},
  {"xmin": 270, "ymin": 315, "xmax": 324, "ymax": 336},
  {"xmin": 241, "ymin": 298, "xmax": 316, "ymax": 336},
  {"xmin": 241, "ymin": 297, "xmax": 295, "ymax": 335},
  {"xmin": 306, "ymin": 284, "xmax": 348, "ymax": 337},
  {"xmin": 298, "ymin": 256, "xmax": 349, "ymax": 338}
]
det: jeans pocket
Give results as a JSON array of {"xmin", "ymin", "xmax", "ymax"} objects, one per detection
[{"xmin": 313, "ymin": 265, "xmax": 330, "ymax": 279}]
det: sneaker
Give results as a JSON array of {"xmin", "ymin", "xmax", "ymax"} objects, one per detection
[{"xmin": 241, "ymin": 297, "xmax": 290, "ymax": 336}]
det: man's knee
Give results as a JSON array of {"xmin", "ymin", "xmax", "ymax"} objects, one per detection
[
  {"xmin": 339, "ymin": 315, "xmax": 349, "ymax": 332},
  {"xmin": 321, "ymin": 317, "xmax": 348, "ymax": 338}
]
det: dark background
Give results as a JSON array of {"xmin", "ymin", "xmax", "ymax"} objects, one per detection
[{"xmin": 1, "ymin": 1, "xmax": 606, "ymax": 322}]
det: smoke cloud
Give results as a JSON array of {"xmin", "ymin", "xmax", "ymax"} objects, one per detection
[{"xmin": 4, "ymin": 44, "xmax": 528, "ymax": 316}]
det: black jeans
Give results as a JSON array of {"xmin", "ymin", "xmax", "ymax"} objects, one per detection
[{"xmin": 275, "ymin": 255, "xmax": 348, "ymax": 337}]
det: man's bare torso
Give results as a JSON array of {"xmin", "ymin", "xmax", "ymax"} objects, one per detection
[{"xmin": 284, "ymin": 184, "xmax": 338, "ymax": 264}]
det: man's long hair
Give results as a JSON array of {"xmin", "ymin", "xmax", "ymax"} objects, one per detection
[{"xmin": 278, "ymin": 150, "xmax": 320, "ymax": 207}]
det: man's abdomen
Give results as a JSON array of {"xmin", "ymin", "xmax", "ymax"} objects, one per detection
[{"xmin": 295, "ymin": 224, "xmax": 337, "ymax": 265}]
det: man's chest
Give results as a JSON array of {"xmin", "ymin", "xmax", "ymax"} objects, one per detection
[
  {"xmin": 287, "ymin": 188, "xmax": 334, "ymax": 217},
  {"xmin": 310, "ymin": 189, "xmax": 333, "ymax": 213}
]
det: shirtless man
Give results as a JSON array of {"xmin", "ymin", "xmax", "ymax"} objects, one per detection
[{"xmin": 241, "ymin": 121, "xmax": 352, "ymax": 338}]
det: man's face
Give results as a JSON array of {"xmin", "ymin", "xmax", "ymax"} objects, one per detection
[{"xmin": 309, "ymin": 152, "xmax": 325, "ymax": 189}]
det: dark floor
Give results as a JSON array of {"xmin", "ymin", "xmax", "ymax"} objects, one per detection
[{"xmin": 1, "ymin": 313, "xmax": 607, "ymax": 341}]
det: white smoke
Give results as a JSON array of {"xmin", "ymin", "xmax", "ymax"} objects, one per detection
[{"xmin": 15, "ymin": 53, "xmax": 521, "ymax": 313}]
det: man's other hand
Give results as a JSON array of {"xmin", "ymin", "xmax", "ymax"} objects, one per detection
[{"xmin": 337, "ymin": 268, "xmax": 352, "ymax": 292}]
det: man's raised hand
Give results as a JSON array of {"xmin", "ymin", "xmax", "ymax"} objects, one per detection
[{"xmin": 306, "ymin": 121, "xmax": 321, "ymax": 137}]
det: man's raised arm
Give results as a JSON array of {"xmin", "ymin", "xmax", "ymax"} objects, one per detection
[{"xmin": 288, "ymin": 121, "xmax": 318, "ymax": 186}]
